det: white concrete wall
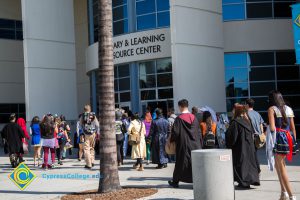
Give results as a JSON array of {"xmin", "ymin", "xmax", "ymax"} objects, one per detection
[
  {"xmin": 170, "ymin": 0, "xmax": 226, "ymax": 112},
  {"xmin": 21, "ymin": 0, "xmax": 78, "ymax": 120},
  {"xmin": 74, "ymin": 0, "xmax": 90, "ymax": 113},
  {"xmin": 0, "ymin": 0, "xmax": 24, "ymax": 104},
  {"xmin": 224, "ymin": 19, "xmax": 294, "ymax": 52}
]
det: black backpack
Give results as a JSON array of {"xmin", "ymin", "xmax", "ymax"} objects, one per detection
[{"xmin": 203, "ymin": 131, "xmax": 216, "ymax": 148}]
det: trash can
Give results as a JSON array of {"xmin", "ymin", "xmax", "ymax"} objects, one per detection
[{"xmin": 192, "ymin": 149, "xmax": 234, "ymax": 200}]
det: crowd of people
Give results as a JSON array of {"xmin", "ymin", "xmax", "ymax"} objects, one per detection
[{"xmin": 0, "ymin": 90, "xmax": 298, "ymax": 200}]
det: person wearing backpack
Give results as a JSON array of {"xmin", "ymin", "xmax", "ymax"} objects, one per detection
[
  {"xmin": 200, "ymin": 111, "xmax": 217, "ymax": 149},
  {"xmin": 80, "ymin": 104, "xmax": 100, "ymax": 169},
  {"xmin": 115, "ymin": 110, "xmax": 125, "ymax": 166}
]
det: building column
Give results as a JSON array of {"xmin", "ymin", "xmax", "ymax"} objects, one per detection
[
  {"xmin": 21, "ymin": 0, "xmax": 78, "ymax": 120},
  {"xmin": 170, "ymin": 0, "xmax": 226, "ymax": 112}
]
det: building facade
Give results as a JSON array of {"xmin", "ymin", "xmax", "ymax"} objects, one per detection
[{"xmin": 0, "ymin": 0, "xmax": 299, "ymax": 131}]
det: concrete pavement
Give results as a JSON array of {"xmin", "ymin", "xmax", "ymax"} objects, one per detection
[{"xmin": 0, "ymin": 148, "xmax": 299, "ymax": 200}]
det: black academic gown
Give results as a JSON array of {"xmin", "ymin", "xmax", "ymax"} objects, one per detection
[
  {"xmin": 1, "ymin": 122, "xmax": 24, "ymax": 154},
  {"xmin": 171, "ymin": 113, "xmax": 202, "ymax": 183},
  {"xmin": 226, "ymin": 117, "xmax": 260, "ymax": 187}
]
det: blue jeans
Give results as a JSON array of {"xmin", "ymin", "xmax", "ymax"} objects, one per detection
[{"xmin": 123, "ymin": 132, "xmax": 129, "ymax": 157}]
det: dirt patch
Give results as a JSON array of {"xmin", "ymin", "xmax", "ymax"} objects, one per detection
[{"xmin": 61, "ymin": 188, "xmax": 158, "ymax": 200}]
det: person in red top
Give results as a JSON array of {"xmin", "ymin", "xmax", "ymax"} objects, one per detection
[{"xmin": 17, "ymin": 118, "xmax": 30, "ymax": 155}]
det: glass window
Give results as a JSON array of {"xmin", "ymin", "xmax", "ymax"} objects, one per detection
[
  {"xmin": 274, "ymin": 2, "xmax": 292, "ymax": 18},
  {"xmin": 118, "ymin": 78, "xmax": 130, "ymax": 91},
  {"xmin": 0, "ymin": 19, "xmax": 15, "ymax": 29},
  {"xmin": 141, "ymin": 90, "xmax": 156, "ymax": 100},
  {"xmin": 284, "ymin": 96, "xmax": 300, "ymax": 110},
  {"xmin": 158, "ymin": 88, "xmax": 173, "ymax": 99},
  {"xmin": 157, "ymin": 0, "xmax": 169, "ymax": 11},
  {"xmin": 115, "ymin": 93, "xmax": 119, "ymax": 102},
  {"xmin": 113, "ymin": 0, "xmax": 127, "ymax": 7},
  {"xmin": 139, "ymin": 61, "xmax": 156, "ymax": 75},
  {"xmin": 223, "ymin": 4, "xmax": 246, "ymax": 21},
  {"xmin": 225, "ymin": 53, "xmax": 249, "ymax": 68},
  {"xmin": 118, "ymin": 64, "xmax": 130, "ymax": 77},
  {"xmin": 226, "ymin": 98, "xmax": 248, "ymax": 112},
  {"xmin": 277, "ymin": 81, "xmax": 300, "ymax": 95},
  {"xmin": 114, "ymin": 80, "xmax": 118, "ymax": 91},
  {"xmin": 226, "ymin": 83, "xmax": 249, "ymax": 97},
  {"xmin": 16, "ymin": 31, "xmax": 23, "ymax": 40},
  {"xmin": 136, "ymin": 0, "xmax": 155, "ymax": 15},
  {"xmin": 157, "ymin": 11, "xmax": 170, "ymax": 27},
  {"xmin": 251, "ymin": 97, "xmax": 269, "ymax": 111},
  {"xmin": 140, "ymin": 75, "xmax": 156, "ymax": 88},
  {"xmin": 120, "ymin": 92, "xmax": 131, "ymax": 102},
  {"xmin": 113, "ymin": 5, "xmax": 127, "ymax": 21},
  {"xmin": 249, "ymin": 67, "xmax": 275, "ymax": 81},
  {"xmin": 113, "ymin": 20, "xmax": 128, "ymax": 35},
  {"xmin": 246, "ymin": 0, "xmax": 272, "ymax": 2},
  {"xmin": 246, "ymin": 3, "xmax": 273, "ymax": 19},
  {"xmin": 157, "ymin": 58, "xmax": 172, "ymax": 73},
  {"xmin": 249, "ymin": 52, "xmax": 274, "ymax": 66},
  {"xmin": 276, "ymin": 66, "xmax": 300, "ymax": 81},
  {"xmin": 157, "ymin": 73, "xmax": 173, "ymax": 87},
  {"xmin": 250, "ymin": 82, "xmax": 275, "ymax": 96},
  {"xmin": 137, "ymin": 14, "xmax": 156, "ymax": 30},
  {"xmin": 225, "ymin": 68, "xmax": 248, "ymax": 83},
  {"xmin": 276, "ymin": 51, "xmax": 296, "ymax": 66},
  {"xmin": 0, "ymin": 29, "xmax": 15, "ymax": 40},
  {"xmin": 16, "ymin": 21, "xmax": 22, "ymax": 30},
  {"xmin": 223, "ymin": 0, "xmax": 244, "ymax": 3}
]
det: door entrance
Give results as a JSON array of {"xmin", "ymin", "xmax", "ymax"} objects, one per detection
[{"xmin": 141, "ymin": 100, "xmax": 174, "ymax": 118}]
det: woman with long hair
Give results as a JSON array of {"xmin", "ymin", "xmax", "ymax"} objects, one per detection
[
  {"xmin": 200, "ymin": 111, "xmax": 217, "ymax": 148},
  {"xmin": 268, "ymin": 90, "xmax": 297, "ymax": 200},
  {"xmin": 144, "ymin": 110, "xmax": 152, "ymax": 164},
  {"xmin": 31, "ymin": 116, "xmax": 41, "ymax": 167},
  {"xmin": 40, "ymin": 115, "xmax": 57, "ymax": 169},
  {"xmin": 226, "ymin": 104, "xmax": 260, "ymax": 189}
]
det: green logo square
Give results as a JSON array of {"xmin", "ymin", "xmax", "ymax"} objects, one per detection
[
  {"xmin": 295, "ymin": 14, "xmax": 300, "ymax": 28},
  {"xmin": 8, "ymin": 163, "xmax": 36, "ymax": 190}
]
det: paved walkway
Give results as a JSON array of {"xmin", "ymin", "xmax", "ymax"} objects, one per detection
[{"xmin": 0, "ymin": 149, "xmax": 299, "ymax": 200}]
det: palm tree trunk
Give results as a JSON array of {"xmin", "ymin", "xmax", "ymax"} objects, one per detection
[{"xmin": 97, "ymin": 0, "xmax": 121, "ymax": 193}]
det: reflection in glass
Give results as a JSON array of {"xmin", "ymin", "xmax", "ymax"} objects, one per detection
[
  {"xmin": 249, "ymin": 67, "xmax": 275, "ymax": 81},
  {"xmin": 137, "ymin": 14, "xmax": 156, "ymax": 30},
  {"xmin": 249, "ymin": 52, "xmax": 274, "ymax": 66},
  {"xmin": 140, "ymin": 75, "xmax": 156, "ymax": 88},
  {"xmin": 118, "ymin": 64, "xmax": 130, "ymax": 77},
  {"xmin": 113, "ymin": 19, "xmax": 128, "ymax": 35},
  {"xmin": 246, "ymin": 3, "xmax": 273, "ymax": 19},
  {"xmin": 157, "ymin": 73, "xmax": 173, "ymax": 87},
  {"xmin": 157, "ymin": 11, "xmax": 170, "ymax": 27},
  {"xmin": 225, "ymin": 53, "xmax": 249, "ymax": 68},
  {"xmin": 136, "ymin": 0, "xmax": 155, "ymax": 15},
  {"xmin": 119, "ymin": 78, "xmax": 130, "ymax": 91},
  {"xmin": 120, "ymin": 92, "xmax": 131, "ymax": 102},
  {"xmin": 113, "ymin": 5, "xmax": 128, "ymax": 21},
  {"xmin": 139, "ymin": 61, "xmax": 155, "ymax": 75},
  {"xmin": 226, "ymin": 98, "xmax": 247, "ymax": 112},
  {"xmin": 141, "ymin": 90, "xmax": 156, "ymax": 100},
  {"xmin": 113, "ymin": 0, "xmax": 127, "ymax": 7},
  {"xmin": 157, "ymin": 58, "xmax": 172, "ymax": 73},
  {"xmin": 225, "ymin": 68, "xmax": 248, "ymax": 83},
  {"xmin": 223, "ymin": 4, "xmax": 245, "ymax": 21},
  {"xmin": 157, "ymin": 0, "xmax": 169, "ymax": 11},
  {"xmin": 226, "ymin": 83, "xmax": 249, "ymax": 97},
  {"xmin": 276, "ymin": 66, "xmax": 300, "ymax": 81},
  {"xmin": 158, "ymin": 89, "xmax": 173, "ymax": 99},
  {"xmin": 250, "ymin": 82, "xmax": 275, "ymax": 96}
]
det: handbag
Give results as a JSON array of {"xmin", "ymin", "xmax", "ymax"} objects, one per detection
[
  {"xmin": 165, "ymin": 134, "xmax": 176, "ymax": 155},
  {"xmin": 254, "ymin": 133, "xmax": 266, "ymax": 149},
  {"xmin": 23, "ymin": 142, "xmax": 29, "ymax": 154},
  {"xmin": 128, "ymin": 122, "xmax": 142, "ymax": 146}
]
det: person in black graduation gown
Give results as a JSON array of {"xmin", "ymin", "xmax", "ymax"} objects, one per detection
[
  {"xmin": 1, "ymin": 113, "xmax": 25, "ymax": 166},
  {"xmin": 168, "ymin": 99, "xmax": 202, "ymax": 188},
  {"xmin": 226, "ymin": 104, "xmax": 260, "ymax": 189}
]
